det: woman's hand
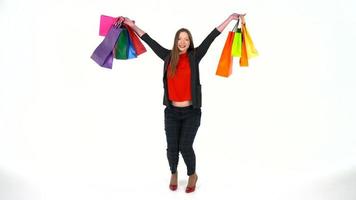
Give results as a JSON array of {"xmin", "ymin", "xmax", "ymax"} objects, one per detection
[
  {"xmin": 123, "ymin": 17, "xmax": 135, "ymax": 27},
  {"xmin": 121, "ymin": 17, "xmax": 145, "ymax": 37},
  {"xmin": 240, "ymin": 15, "xmax": 246, "ymax": 24},
  {"xmin": 229, "ymin": 13, "xmax": 246, "ymax": 21},
  {"xmin": 216, "ymin": 13, "xmax": 246, "ymax": 32},
  {"xmin": 115, "ymin": 16, "xmax": 125, "ymax": 25}
]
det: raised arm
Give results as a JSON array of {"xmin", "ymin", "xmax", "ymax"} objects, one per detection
[
  {"xmin": 195, "ymin": 13, "xmax": 244, "ymax": 61},
  {"xmin": 123, "ymin": 17, "xmax": 170, "ymax": 60}
]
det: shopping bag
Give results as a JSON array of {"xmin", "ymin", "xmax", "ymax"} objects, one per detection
[
  {"xmin": 231, "ymin": 29, "xmax": 242, "ymax": 57},
  {"xmin": 114, "ymin": 28, "xmax": 129, "ymax": 59},
  {"xmin": 216, "ymin": 31, "xmax": 234, "ymax": 77},
  {"xmin": 239, "ymin": 24, "xmax": 249, "ymax": 67},
  {"xmin": 242, "ymin": 23, "xmax": 258, "ymax": 58},
  {"xmin": 91, "ymin": 25, "xmax": 122, "ymax": 68},
  {"xmin": 124, "ymin": 24, "xmax": 147, "ymax": 55},
  {"xmin": 99, "ymin": 15, "xmax": 117, "ymax": 36},
  {"xmin": 231, "ymin": 19, "xmax": 242, "ymax": 57},
  {"xmin": 127, "ymin": 33, "xmax": 137, "ymax": 59},
  {"xmin": 102, "ymin": 53, "xmax": 114, "ymax": 68}
]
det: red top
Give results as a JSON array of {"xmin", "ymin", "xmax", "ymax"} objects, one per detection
[{"xmin": 167, "ymin": 53, "xmax": 192, "ymax": 102}]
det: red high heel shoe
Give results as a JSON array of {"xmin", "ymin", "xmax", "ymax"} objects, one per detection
[
  {"xmin": 169, "ymin": 184, "xmax": 178, "ymax": 191},
  {"xmin": 169, "ymin": 173, "xmax": 178, "ymax": 191},
  {"xmin": 185, "ymin": 174, "xmax": 198, "ymax": 193}
]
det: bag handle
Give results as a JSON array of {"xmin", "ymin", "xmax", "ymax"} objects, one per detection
[
  {"xmin": 114, "ymin": 16, "xmax": 124, "ymax": 27},
  {"xmin": 232, "ymin": 18, "xmax": 240, "ymax": 32}
]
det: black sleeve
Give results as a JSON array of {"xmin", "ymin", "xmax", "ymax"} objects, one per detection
[
  {"xmin": 195, "ymin": 28, "xmax": 221, "ymax": 62},
  {"xmin": 140, "ymin": 33, "xmax": 170, "ymax": 60}
]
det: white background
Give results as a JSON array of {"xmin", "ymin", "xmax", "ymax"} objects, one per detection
[{"xmin": 1, "ymin": 0, "xmax": 356, "ymax": 199}]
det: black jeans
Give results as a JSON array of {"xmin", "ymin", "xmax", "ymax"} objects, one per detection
[{"xmin": 164, "ymin": 105, "xmax": 201, "ymax": 176}]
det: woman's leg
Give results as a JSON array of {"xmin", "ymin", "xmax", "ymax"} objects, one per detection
[
  {"xmin": 164, "ymin": 107, "xmax": 181, "ymax": 174},
  {"xmin": 179, "ymin": 108, "xmax": 201, "ymax": 176}
]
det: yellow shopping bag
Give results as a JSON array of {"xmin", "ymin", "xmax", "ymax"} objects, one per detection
[{"xmin": 241, "ymin": 16, "xmax": 258, "ymax": 58}]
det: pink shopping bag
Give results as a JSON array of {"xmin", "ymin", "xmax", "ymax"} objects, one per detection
[{"xmin": 99, "ymin": 15, "xmax": 117, "ymax": 36}]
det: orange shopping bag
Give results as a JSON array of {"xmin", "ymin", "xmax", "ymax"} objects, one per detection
[
  {"xmin": 216, "ymin": 31, "xmax": 235, "ymax": 77},
  {"xmin": 239, "ymin": 26, "xmax": 248, "ymax": 67},
  {"xmin": 239, "ymin": 17, "xmax": 249, "ymax": 67}
]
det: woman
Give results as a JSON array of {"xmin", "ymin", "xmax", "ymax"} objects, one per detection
[{"xmin": 123, "ymin": 13, "xmax": 243, "ymax": 193}]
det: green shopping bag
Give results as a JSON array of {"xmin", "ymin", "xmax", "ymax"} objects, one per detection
[
  {"xmin": 231, "ymin": 29, "xmax": 242, "ymax": 57},
  {"xmin": 231, "ymin": 19, "xmax": 242, "ymax": 57},
  {"xmin": 114, "ymin": 28, "xmax": 129, "ymax": 59}
]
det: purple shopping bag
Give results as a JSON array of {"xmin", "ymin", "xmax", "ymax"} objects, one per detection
[{"xmin": 91, "ymin": 25, "xmax": 122, "ymax": 69}]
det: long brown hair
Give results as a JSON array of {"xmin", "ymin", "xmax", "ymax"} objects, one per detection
[{"xmin": 169, "ymin": 28, "xmax": 194, "ymax": 77}]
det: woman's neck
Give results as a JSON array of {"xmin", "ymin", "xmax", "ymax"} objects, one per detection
[{"xmin": 179, "ymin": 50, "xmax": 187, "ymax": 55}]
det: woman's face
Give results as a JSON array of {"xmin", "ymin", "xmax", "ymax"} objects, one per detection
[{"xmin": 177, "ymin": 31, "xmax": 190, "ymax": 54}]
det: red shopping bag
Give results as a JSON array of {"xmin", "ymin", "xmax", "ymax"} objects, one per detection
[{"xmin": 123, "ymin": 24, "xmax": 147, "ymax": 55}]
